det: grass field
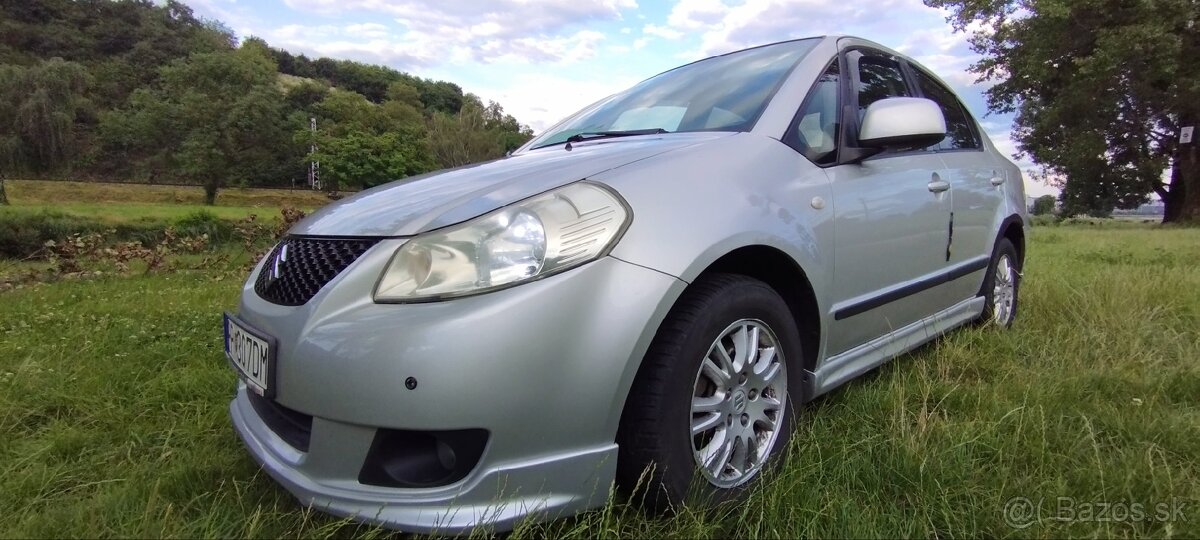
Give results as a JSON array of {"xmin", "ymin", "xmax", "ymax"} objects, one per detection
[
  {"xmin": 3, "ymin": 180, "xmax": 333, "ymax": 222},
  {"xmin": 0, "ymin": 180, "xmax": 326, "ymax": 260},
  {"xmin": 1, "ymin": 222, "xmax": 1198, "ymax": 538}
]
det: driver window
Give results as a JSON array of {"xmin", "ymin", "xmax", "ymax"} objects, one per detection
[
  {"xmin": 792, "ymin": 61, "xmax": 840, "ymax": 165},
  {"xmin": 854, "ymin": 53, "xmax": 911, "ymax": 123}
]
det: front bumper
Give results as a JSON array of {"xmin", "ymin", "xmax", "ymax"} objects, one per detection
[{"xmin": 229, "ymin": 243, "xmax": 685, "ymax": 533}]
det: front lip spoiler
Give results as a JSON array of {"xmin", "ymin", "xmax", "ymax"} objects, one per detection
[{"xmin": 229, "ymin": 388, "xmax": 618, "ymax": 533}]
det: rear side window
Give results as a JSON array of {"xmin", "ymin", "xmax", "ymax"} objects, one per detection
[
  {"xmin": 913, "ymin": 68, "xmax": 981, "ymax": 151},
  {"xmin": 791, "ymin": 61, "xmax": 840, "ymax": 165}
]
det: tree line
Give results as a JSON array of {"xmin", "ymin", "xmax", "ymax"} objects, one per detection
[{"xmin": 0, "ymin": 0, "xmax": 532, "ymax": 205}]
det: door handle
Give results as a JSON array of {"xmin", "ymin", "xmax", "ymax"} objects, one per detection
[
  {"xmin": 928, "ymin": 180, "xmax": 950, "ymax": 193},
  {"xmin": 990, "ymin": 176, "xmax": 1005, "ymax": 186}
]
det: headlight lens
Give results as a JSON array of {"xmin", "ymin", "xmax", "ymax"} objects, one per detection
[{"xmin": 374, "ymin": 182, "xmax": 630, "ymax": 302}]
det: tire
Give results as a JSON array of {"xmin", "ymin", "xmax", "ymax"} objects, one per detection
[
  {"xmin": 978, "ymin": 238, "xmax": 1020, "ymax": 327},
  {"xmin": 616, "ymin": 273, "xmax": 804, "ymax": 512}
]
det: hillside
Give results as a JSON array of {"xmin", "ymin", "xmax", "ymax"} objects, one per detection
[{"xmin": 0, "ymin": 0, "xmax": 531, "ymax": 203}]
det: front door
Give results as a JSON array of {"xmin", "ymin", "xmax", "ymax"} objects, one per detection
[{"xmin": 824, "ymin": 49, "xmax": 953, "ymax": 355}]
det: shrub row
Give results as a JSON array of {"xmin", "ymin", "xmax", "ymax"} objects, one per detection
[{"xmin": 0, "ymin": 210, "xmax": 241, "ymax": 259}]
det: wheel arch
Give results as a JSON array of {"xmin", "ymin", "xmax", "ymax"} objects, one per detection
[
  {"xmin": 610, "ymin": 243, "xmax": 824, "ymax": 482},
  {"xmin": 612, "ymin": 242, "xmax": 824, "ymax": 438},
  {"xmin": 697, "ymin": 245, "xmax": 821, "ymax": 375},
  {"xmin": 974, "ymin": 213, "xmax": 1026, "ymax": 300},
  {"xmin": 998, "ymin": 213, "xmax": 1026, "ymax": 267}
]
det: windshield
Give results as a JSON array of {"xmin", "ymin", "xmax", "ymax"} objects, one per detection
[{"xmin": 527, "ymin": 39, "xmax": 819, "ymax": 149}]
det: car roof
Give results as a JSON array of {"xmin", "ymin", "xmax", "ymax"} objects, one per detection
[{"xmin": 660, "ymin": 35, "xmax": 916, "ymax": 73}]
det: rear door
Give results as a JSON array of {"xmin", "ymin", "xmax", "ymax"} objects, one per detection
[
  {"xmin": 908, "ymin": 65, "xmax": 1000, "ymax": 299},
  {"xmin": 823, "ymin": 48, "xmax": 954, "ymax": 356}
]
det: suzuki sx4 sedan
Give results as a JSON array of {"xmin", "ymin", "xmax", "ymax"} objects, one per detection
[{"xmin": 224, "ymin": 35, "xmax": 1028, "ymax": 532}]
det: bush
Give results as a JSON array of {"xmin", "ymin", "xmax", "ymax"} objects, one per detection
[
  {"xmin": 1031, "ymin": 214, "xmax": 1059, "ymax": 227},
  {"xmin": 0, "ymin": 210, "xmax": 107, "ymax": 259},
  {"xmin": 0, "ymin": 209, "xmax": 245, "ymax": 259},
  {"xmin": 174, "ymin": 210, "xmax": 236, "ymax": 243}
]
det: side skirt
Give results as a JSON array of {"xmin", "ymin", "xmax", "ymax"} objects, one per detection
[{"xmin": 807, "ymin": 295, "xmax": 986, "ymax": 400}]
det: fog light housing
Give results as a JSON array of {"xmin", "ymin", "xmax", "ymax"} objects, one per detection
[{"xmin": 358, "ymin": 428, "xmax": 489, "ymax": 488}]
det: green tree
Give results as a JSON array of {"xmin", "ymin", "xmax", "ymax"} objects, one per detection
[
  {"xmin": 1031, "ymin": 194, "xmax": 1057, "ymax": 216},
  {"xmin": 386, "ymin": 82, "xmax": 423, "ymax": 108},
  {"xmin": 307, "ymin": 131, "xmax": 434, "ymax": 190},
  {"xmin": 100, "ymin": 46, "xmax": 291, "ymax": 203},
  {"xmin": 284, "ymin": 80, "xmax": 329, "ymax": 112},
  {"xmin": 927, "ymin": 0, "xmax": 1200, "ymax": 223},
  {"xmin": 426, "ymin": 100, "xmax": 502, "ymax": 168},
  {"xmin": 297, "ymin": 87, "xmax": 436, "ymax": 190},
  {"xmin": 0, "ymin": 0, "xmax": 532, "ymax": 192},
  {"xmin": 425, "ymin": 96, "xmax": 532, "ymax": 168},
  {"xmin": 312, "ymin": 90, "xmax": 381, "ymax": 135},
  {"xmin": 0, "ymin": 58, "xmax": 91, "ymax": 187},
  {"xmin": 420, "ymin": 80, "xmax": 465, "ymax": 114}
]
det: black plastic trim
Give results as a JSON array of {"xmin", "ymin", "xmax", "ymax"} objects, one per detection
[
  {"xmin": 286, "ymin": 233, "xmax": 408, "ymax": 240},
  {"xmin": 246, "ymin": 391, "xmax": 313, "ymax": 452},
  {"xmin": 358, "ymin": 428, "xmax": 489, "ymax": 488},
  {"xmin": 834, "ymin": 256, "xmax": 990, "ymax": 320}
]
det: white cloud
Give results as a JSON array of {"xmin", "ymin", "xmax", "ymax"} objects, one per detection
[
  {"xmin": 894, "ymin": 29, "xmax": 979, "ymax": 89},
  {"xmin": 264, "ymin": 0, "xmax": 638, "ymax": 69},
  {"xmin": 643, "ymin": 23, "xmax": 684, "ymax": 40},
  {"xmin": 476, "ymin": 30, "xmax": 608, "ymax": 64},
  {"xmin": 264, "ymin": 25, "xmax": 609, "ymax": 70},
  {"xmin": 283, "ymin": 0, "xmax": 635, "ymax": 40},
  {"xmin": 666, "ymin": 0, "xmax": 727, "ymax": 31},
  {"xmin": 344, "ymin": 23, "xmax": 391, "ymax": 40},
  {"xmin": 662, "ymin": 0, "xmax": 938, "ymax": 56}
]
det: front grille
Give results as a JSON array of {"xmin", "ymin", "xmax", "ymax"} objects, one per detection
[
  {"xmin": 247, "ymin": 391, "xmax": 313, "ymax": 452},
  {"xmin": 255, "ymin": 237, "xmax": 380, "ymax": 306}
]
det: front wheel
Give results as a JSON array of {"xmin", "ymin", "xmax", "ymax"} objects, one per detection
[
  {"xmin": 616, "ymin": 273, "xmax": 804, "ymax": 511},
  {"xmin": 979, "ymin": 238, "xmax": 1020, "ymax": 327}
]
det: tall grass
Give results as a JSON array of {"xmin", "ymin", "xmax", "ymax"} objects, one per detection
[{"xmin": 0, "ymin": 225, "xmax": 1197, "ymax": 538}]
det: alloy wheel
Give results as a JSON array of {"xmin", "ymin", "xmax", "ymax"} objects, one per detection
[
  {"xmin": 992, "ymin": 254, "xmax": 1016, "ymax": 325},
  {"xmin": 689, "ymin": 319, "xmax": 788, "ymax": 488}
]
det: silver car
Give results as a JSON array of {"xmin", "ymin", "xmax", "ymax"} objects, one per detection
[{"xmin": 225, "ymin": 35, "xmax": 1027, "ymax": 533}]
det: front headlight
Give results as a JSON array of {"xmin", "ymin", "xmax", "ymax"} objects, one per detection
[{"xmin": 373, "ymin": 182, "xmax": 631, "ymax": 302}]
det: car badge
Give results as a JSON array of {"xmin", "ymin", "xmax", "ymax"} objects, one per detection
[{"xmin": 268, "ymin": 244, "xmax": 289, "ymax": 285}]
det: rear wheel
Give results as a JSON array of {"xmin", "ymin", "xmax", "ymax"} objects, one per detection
[
  {"xmin": 979, "ymin": 238, "xmax": 1020, "ymax": 327},
  {"xmin": 616, "ymin": 273, "xmax": 803, "ymax": 511}
]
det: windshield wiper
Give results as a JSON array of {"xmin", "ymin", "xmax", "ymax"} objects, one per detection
[
  {"xmin": 528, "ymin": 128, "xmax": 671, "ymax": 150},
  {"xmin": 565, "ymin": 128, "xmax": 670, "ymax": 143}
]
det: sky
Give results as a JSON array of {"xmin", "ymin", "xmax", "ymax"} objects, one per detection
[{"xmin": 188, "ymin": 0, "xmax": 1056, "ymax": 197}]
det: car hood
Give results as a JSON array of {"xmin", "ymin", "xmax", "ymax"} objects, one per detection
[{"xmin": 290, "ymin": 132, "xmax": 733, "ymax": 237}]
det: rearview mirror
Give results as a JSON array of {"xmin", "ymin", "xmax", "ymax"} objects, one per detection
[{"xmin": 858, "ymin": 97, "xmax": 946, "ymax": 150}]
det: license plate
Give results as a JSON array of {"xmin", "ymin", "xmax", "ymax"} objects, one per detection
[{"xmin": 224, "ymin": 313, "xmax": 275, "ymax": 398}]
